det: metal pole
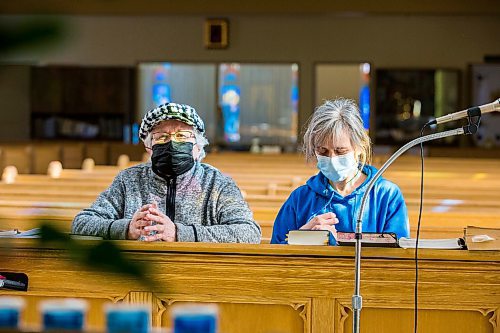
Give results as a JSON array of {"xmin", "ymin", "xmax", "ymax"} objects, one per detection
[{"xmin": 352, "ymin": 127, "xmax": 465, "ymax": 333}]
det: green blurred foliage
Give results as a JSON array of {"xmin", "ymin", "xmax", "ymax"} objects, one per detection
[
  {"xmin": 38, "ymin": 224, "xmax": 151, "ymax": 287},
  {"xmin": 0, "ymin": 17, "xmax": 154, "ymax": 291},
  {"xmin": 0, "ymin": 18, "xmax": 65, "ymax": 55}
]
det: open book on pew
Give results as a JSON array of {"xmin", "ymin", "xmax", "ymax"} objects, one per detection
[
  {"xmin": 287, "ymin": 230, "xmax": 468, "ymax": 249},
  {"xmin": 0, "ymin": 228, "xmax": 102, "ymax": 240},
  {"xmin": 0, "ymin": 228, "xmax": 41, "ymax": 238},
  {"xmin": 465, "ymin": 226, "xmax": 500, "ymax": 251},
  {"xmin": 287, "ymin": 230, "xmax": 398, "ymax": 247}
]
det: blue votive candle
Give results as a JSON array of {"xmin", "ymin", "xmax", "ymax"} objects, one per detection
[
  {"xmin": 40, "ymin": 298, "xmax": 88, "ymax": 331},
  {"xmin": 104, "ymin": 303, "xmax": 150, "ymax": 333},
  {"xmin": 0, "ymin": 296, "xmax": 25, "ymax": 329},
  {"xmin": 172, "ymin": 304, "xmax": 218, "ymax": 333}
]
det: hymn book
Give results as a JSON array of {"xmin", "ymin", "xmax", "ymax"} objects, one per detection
[
  {"xmin": 337, "ymin": 232, "xmax": 398, "ymax": 247},
  {"xmin": 0, "ymin": 228, "xmax": 41, "ymax": 238},
  {"xmin": 287, "ymin": 231, "xmax": 398, "ymax": 246},
  {"xmin": 287, "ymin": 230, "xmax": 330, "ymax": 245},
  {"xmin": 0, "ymin": 228, "xmax": 102, "ymax": 240},
  {"xmin": 465, "ymin": 226, "xmax": 500, "ymax": 251},
  {"xmin": 398, "ymin": 237, "xmax": 465, "ymax": 249}
]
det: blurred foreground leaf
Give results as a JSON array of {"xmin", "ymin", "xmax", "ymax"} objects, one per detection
[
  {"xmin": 38, "ymin": 224, "xmax": 151, "ymax": 288},
  {"xmin": 0, "ymin": 18, "xmax": 64, "ymax": 54}
]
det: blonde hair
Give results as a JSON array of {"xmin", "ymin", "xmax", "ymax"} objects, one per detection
[{"xmin": 303, "ymin": 98, "xmax": 372, "ymax": 167}]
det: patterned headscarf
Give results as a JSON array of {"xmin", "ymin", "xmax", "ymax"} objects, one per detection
[{"xmin": 139, "ymin": 103, "xmax": 205, "ymax": 141}]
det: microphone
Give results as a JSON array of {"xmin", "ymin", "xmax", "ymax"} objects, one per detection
[{"xmin": 430, "ymin": 98, "xmax": 500, "ymax": 125}]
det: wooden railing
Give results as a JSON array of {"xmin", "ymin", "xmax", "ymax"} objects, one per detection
[{"xmin": 0, "ymin": 241, "xmax": 498, "ymax": 333}]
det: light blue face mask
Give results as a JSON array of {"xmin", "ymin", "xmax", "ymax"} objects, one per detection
[{"xmin": 317, "ymin": 151, "xmax": 359, "ymax": 183}]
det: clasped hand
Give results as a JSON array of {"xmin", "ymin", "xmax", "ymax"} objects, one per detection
[
  {"xmin": 127, "ymin": 203, "xmax": 176, "ymax": 242},
  {"xmin": 300, "ymin": 212, "xmax": 339, "ymax": 237}
]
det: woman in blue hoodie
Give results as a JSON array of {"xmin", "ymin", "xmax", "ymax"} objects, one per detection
[{"xmin": 271, "ymin": 98, "xmax": 409, "ymax": 244}]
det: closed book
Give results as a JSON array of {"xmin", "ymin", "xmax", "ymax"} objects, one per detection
[
  {"xmin": 398, "ymin": 237, "xmax": 465, "ymax": 249},
  {"xmin": 337, "ymin": 232, "xmax": 398, "ymax": 247},
  {"xmin": 287, "ymin": 230, "xmax": 330, "ymax": 245}
]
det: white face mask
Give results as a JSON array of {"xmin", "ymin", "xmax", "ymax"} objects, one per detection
[{"xmin": 317, "ymin": 151, "xmax": 358, "ymax": 182}]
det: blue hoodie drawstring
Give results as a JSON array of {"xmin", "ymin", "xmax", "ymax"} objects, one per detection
[{"xmin": 307, "ymin": 185, "xmax": 336, "ymax": 222}]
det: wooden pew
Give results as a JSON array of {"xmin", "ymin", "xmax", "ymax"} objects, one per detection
[
  {"xmin": 1, "ymin": 241, "xmax": 498, "ymax": 333},
  {"xmin": 1, "ymin": 154, "xmax": 499, "ymax": 241}
]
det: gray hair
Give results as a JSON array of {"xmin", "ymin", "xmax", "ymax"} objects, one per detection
[
  {"xmin": 303, "ymin": 98, "xmax": 372, "ymax": 167},
  {"xmin": 143, "ymin": 127, "xmax": 209, "ymax": 162},
  {"xmin": 193, "ymin": 130, "xmax": 209, "ymax": 161}
]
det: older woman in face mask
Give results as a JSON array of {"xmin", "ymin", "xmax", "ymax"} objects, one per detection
[
  {"xmin": 72, "ymin": 102, "xmax": 261, "ymax": 243},
  {"xmin": 271, "ymin": 98, "xmax": 409, "ymax": 244}
]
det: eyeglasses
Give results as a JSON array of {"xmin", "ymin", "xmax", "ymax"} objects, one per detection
[{"xmin": 151, "ymin": 130, "xmax": 195, "ymax": 145}]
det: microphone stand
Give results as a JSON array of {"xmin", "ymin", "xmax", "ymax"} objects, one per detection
[{"xmin": 351, "ymin": 112, "xmax": 481, "ymax": 333}]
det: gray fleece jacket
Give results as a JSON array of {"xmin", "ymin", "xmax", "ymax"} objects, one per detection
[{"xmin": 71, "ymin": 162, "xmax": 261, "ymax": 243}]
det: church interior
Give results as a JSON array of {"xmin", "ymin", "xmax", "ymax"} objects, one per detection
[{"xmin": 0, "ymin": 1, "xmax": 499, "ymax": 332}]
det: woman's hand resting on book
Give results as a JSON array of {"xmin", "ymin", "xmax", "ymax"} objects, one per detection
[{"xmin": 300, "ymin": 212, "xmax": 339, "ymax": 237}]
